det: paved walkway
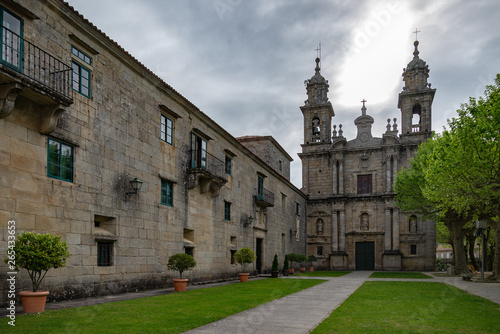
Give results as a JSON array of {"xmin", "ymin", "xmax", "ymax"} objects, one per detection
[{"xmin": 183, "ymin": 271, "xmax": 372, "ymax": 334}]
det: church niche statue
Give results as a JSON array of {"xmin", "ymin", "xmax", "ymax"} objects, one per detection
[
  {"xmin": 409, "ymin": 215, "xmax": 418, "ymax": 233},
  {"xmin": 360, "ymin": 213, "xmax": 369, "ymax": 231},
  {"xmin": 316, "ymin": 218, "xmax": 324, "ymax": 235}
]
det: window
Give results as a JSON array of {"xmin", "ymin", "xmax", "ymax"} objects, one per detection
[
  {"xmin": 257, "ymin": 175, "xmax": 264, "ymax": 200},
  {"xmin": 191, "ymin": 132, "xmax": 207, "ymax": 169},
  {"xmin": 71, "ymin": 46, "xmax": 91, "ymax": 65},
  {"xmin": 357, "ymin": 174, "xmax": 372, "ymax": 194},
  {"xmin": 295, "ymin": 202, "xmax": 301, "ymax": 215},
  {"xmin": 161, "ymin": 179, "xmax": 173, "ymax": 206},
  {"xmin": 160, "ymin": 114, "xmax": 173, "ymax": 145},
  {"xmin": 97, "ymin": 242, "xmax": 112, "ymax": 266},
  {"xmin": 317, "ymin": 246, "xmax": 323, "ymax": 256},
  {"xmin": 231, "ymin": 250, "xmax": 237, "ymax": 264},
  {"xmin": 185, "ymin": 247, "xmax": 194, "ymax": 257},
  {"xmin": 224, "ymin": 201, "xmax": 231, "ymax": 221},
  {"xmin": 282, "ymin": 193, "xmax": 287, "ymax": 213},
  {"xmin": 71, "ymin": 46, "xmax": 91, "ymax": 98},
  {"xmin": 1, "ymin": 7, "xmax": 23, "ymax": 71},
  {"xmin": 410, "ymin": 244, "xmax": 417, "ymax": 255},
  {"xmin": 47, "ymin": 138, "xmax": 73, "ymax": 182},
  {"xmin": 225, "ymin": 155, "xmax": 232, "ymax": 175}
]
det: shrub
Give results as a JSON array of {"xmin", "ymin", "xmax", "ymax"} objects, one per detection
[
  {"xmin": 283, "ymin": 254, "xmax": 289, "ymax": 271},
  {"xmin": 272, "ymin": 254, "xmax": 279, "ymax": 272},
  {"xmin": 167, "ymin": 253, "xmax": 196, "ymax": 279},
  {"xmin": 234, "ymin": 247, "xmax": 256, "ymax": 272},
  {"xmin": 5, "ymin": 232, "xmax": 70, "ymax": 292},
  {"xmin": 287, "ymin": 253, "xmax": 298, "ymax": 268},
  {"xmin": 308, "ymin": 255, "xmax": 317, "ymax": 265},
  {"xmin": 298, "ymin": 254, "xmax": 308, "ymax": 266}
]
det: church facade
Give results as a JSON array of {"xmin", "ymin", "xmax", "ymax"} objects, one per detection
[{"xmin": 299, "ymin": 42, "xmax": 436, "ymax": 271}]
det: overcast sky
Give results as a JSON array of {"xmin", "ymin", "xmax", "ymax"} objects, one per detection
[{"xmin": 66, "ymin": 0, "xmax": 500, "ymax": 188}]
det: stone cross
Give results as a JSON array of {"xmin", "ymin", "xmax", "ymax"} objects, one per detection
[{"xmin": 413, "ymin": 28, "xmax": 421, "ymax": 41}]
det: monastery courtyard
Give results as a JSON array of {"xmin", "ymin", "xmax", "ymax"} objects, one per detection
[{"xmin": 2, "ymin": 271, "xmax": 499, "ymax": 333}]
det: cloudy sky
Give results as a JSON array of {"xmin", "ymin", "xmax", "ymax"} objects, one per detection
[{"xmin": 66, "ymin": 0, "xmax": 500, "ymax": 188}]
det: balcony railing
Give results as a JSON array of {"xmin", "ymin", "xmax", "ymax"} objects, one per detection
[
  {"xmin": 1, "ymin": 25, "xmax": 72, "ymax": 100},
  {"xmin": 411, "ymin": 124, "xmax": 421, "ymax": 132},
  {"xmin": 188, "ymin": 149, "xmax": 227, "ymax": 196},
  {"xmin": 255, "ymin": 188, "xmax": 275, "ymax": 207}
]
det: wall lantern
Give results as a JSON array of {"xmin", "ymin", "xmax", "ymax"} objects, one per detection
[
  {"xmin": 248, "ymin": 216, "xmax": 254, "ymax": 223},
  {"xmin": 127, "ymin": 178, "xmax": 143, "ymax": 195}
]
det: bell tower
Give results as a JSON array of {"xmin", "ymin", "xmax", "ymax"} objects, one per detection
[
  {"xmin": 300, "ymin": 55, "xmax": 334, "ymax": 145},
  {"xmin": 398, "ymin": 37, "xmax": 435, "ymax": 141}
]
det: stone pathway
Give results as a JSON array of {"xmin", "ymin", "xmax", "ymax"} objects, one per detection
[{"xmin": 183, "ymin": 271, "xmax": 372, "ymax": 334}]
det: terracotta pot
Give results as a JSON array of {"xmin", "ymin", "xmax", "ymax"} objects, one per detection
[
  {"xmin": 289, "ymin": 268, "xmax": 294, "ymax": 274},
  {"xmin": 19, "ymin": 291, "xmax": 49, "ymax": 313},
  {"xmin": 282, "ymin": 269, "xmax": 289, "ymax": 276},
  {"xmin": 239, "ymin": 273, "xmax": 250, "ymax": 282},
  {"xmin": 300, "ymin": 267, "xmax": 306, "ymax": 273},
  {"xmin": 173, "ymin": 278, "xmax": 189, "ymax": 292},
  {"xmin": 271, "ymin": 271, "xmax": 279, "ymax": 278},
  {"xmin": 309, "ymin": 266, "xmax": 314, "ymax": 272}
]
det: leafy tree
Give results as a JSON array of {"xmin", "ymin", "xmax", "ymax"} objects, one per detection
[
  {"xmin": 424, "ymin": 74, "xmax": 500, "ymax": 276},
  {"xmin": 5, "ymin": 232, "xmax": 70, "ymax": 292},
  {"xmin": 234, "ymin": 247, "xmax": 256, "ymax": 273},
  {"xmin": 167, "ymin": 253, "xmax": 196, "ymax": 279}
]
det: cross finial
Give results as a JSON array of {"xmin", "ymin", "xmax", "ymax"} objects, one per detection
[
  {"xmin": 413, "ymin": 28, "xmax": 421, "ymax": 41},
  {"xmin": 315, "ymin": 43, "xmax": 322, "ymax": 60},
  {"xmin": 361, "ymin": 99, "xmax": 367, "ymax": 115}
]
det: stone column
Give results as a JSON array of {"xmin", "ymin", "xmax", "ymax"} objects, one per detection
[
  {"xmin": 385, "ymin": 208, "xmax": 392, "ymax": 251},
  {"xmin": 392, "ymin": 209, "xmax": 400, "ymax": 250},
  {"xmin": 339, "ymin": 160, "xmax": 344, "ymax": 194},
  {"xmin": 331, "ymin": 211, "xmax": 338, "ymax": 252},
  {"xmin": 339, "ymin": 210, "xmax": 346, "ymax": 251}
]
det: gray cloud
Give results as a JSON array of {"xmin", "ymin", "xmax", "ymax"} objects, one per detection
[{"xmin": 67, "ymin": 0, "xmax": 500, "ymax": 187}]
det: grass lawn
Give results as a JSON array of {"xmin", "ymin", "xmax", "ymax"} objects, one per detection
[
  {"xmin": 369, "ymin": 272, "xmax": 432, "ymax": 279},
  {"xmin": 312, "ymin": 281, "xmax": 500, "ymax": 334},
  {"xmin": 293, "ymin": 271, "xmax": 351, "ymax": 277},
  {"xmin": 1, "ymin": 278, "xmax": 324, "ymax": 334}
]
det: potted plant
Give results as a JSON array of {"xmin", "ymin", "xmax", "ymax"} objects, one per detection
[
  {"xmin": 271, "ymin": 254, "xmax": 279, "ymax": 278},
  {"xmin": 298, "ymin": 254, "xmax": 308, "ymax": 273},
  {"xmin": 4, "ymin": 232, "xmax": 70, "ymax": 313},
  {"xmin": 234, "ymin": 247, "xmax": 256, "ymax": 282},
  {"xmin": 308, "ymin": 255, "xmax": 317, "ymax": 272},
  {"xmin": 167, "ymin": 253, "xmax": 196, "ymax": 292},
  {"xmin": 283, "ymin": 254, "xmax": 290, "ymax": 276},
  {"xmin": 287, "ymin": 253, "xmax": 298, "ymax": 274}
]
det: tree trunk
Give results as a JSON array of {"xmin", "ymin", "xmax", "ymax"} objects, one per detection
[
  {"xmin": 467, "ymin": 233, "xmax": 479, "ymax": 271},
  {"xmin": 451, "ymin": 224, "xmax": 467, "ymax": 274},
  {"xmin": 493, "ymin": 220, "xmax": 500, "ymax": 277}
]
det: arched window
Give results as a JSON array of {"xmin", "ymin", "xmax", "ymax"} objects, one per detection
[
  {"xmin": 412, "ymin": 104, "xmax": 421, "ymax": 132},
  {"xmin": 312, "ymin": 117, "xmax": 321, "ymax": 141}
]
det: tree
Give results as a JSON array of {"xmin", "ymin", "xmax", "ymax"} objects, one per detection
[
  {"xmin": 234, "ymin": 247, "xmax": 256, "ymax": 273},
  {"xmin": 167, "ymin": 253, "xmax": 196, "ymax": 279},
  {"xmin": 424, "ymin": 74, "xmax": 500, "ymax": 276},
  {"xmin": 395, "ymin": 135, "xmax": 470, "ymax": 274},
  {"xmin": 5, "ymin": 232, "xmax": 70, "ymax": 292}
]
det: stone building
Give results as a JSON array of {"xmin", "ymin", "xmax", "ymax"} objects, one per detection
[
  {"xmin": 0, "ymin": 0, "xmax": 306, "ymax": 304},
  {"xmin": 300, "ymin": 42, "xmax": 436, "ymax": 271}
]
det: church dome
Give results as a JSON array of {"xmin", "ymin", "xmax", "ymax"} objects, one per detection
[{"xmin": 304, "ymin": 57, "xmax": 330, "ymax": 105}]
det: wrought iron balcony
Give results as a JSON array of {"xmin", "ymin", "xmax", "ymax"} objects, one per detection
[
  {"xmin": 187, "ymin": 149, "xmax": 227, "ymax": 197},
  {"xmin": 0, "ymin": 24, "xmax": 73, "ymax": 101},
  {"xmin": 254, "ymin": 188, "xmax": 274, "ymax": 208}
]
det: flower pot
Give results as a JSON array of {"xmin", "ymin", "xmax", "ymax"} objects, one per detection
[
  {"xmin": 19, "ymin": 291, "xmax": 49, "ymax": 313},
  {"xmin": 282, "ymin": 269, "xmax": 289, "ymax": 276},
  {"xmin": 289, "ymin": 268, "xmax": 294, "ymax": 274},
  {"xmin": 173, "ymin": 278, "xmax": 189, "ymax": 292},
  {"xmin": 271, "ymin": 271, "xmax": 279, "ymax": 278},
  {"xmin": 239, "ymin": 273, "xmax": 250, "ymax": 282},
  {"xmin": 309, "ymin": 266, "xmax": 314, "ymax": 272},
  {"xmin": 299, "ymin": 267, "xmax": 306, "ymax": 273}
]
